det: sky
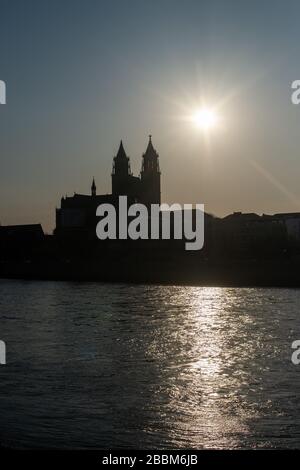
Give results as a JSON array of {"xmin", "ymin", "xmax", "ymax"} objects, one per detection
[{"xmin": 1, "ymin": 0, "xmax": 300, "ymax": 232}]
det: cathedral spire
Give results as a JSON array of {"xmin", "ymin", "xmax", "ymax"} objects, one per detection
[
  {"xmin": 140, "ymin": 135, "xmax": 161, "ymax": 206},
  {"xmin": 91, "ymin": 177, "xmax": 96, "ymax": 197},
  {"xmin": 142, "ymin": 135, "xmax": 160, "ymax": 173},
  {"xmin": 116, "ymin": 140, "xmax": 127, "ymax": 159},
  {"xmin": 145, "ymin": 134, "xmax": 155, "ymax": 155},
  {"xmin": 112, "ymin": 140, "xmax": 131, "ymax": 178}
]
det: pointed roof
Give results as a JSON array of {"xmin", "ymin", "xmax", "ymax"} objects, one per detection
[
  {"xmin": 116, "ymin": 140, "xmax": 128, "ymax": 159},
  {"xmin": 91, "ymin": 177, "xmax": 96, "ymax": 190},
  {"xmin": 144, "ymin": 135, "xmax": 158, "ymax": 159}
]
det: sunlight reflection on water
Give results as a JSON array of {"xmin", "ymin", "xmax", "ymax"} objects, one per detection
[{"xmin": 0, "ymin": 281, "xmax": 300, "ymax": 449}]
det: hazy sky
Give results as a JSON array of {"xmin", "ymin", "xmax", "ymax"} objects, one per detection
[{"xmin": 1, "ymin": 0, "xmax": 300, "ymax": 232}]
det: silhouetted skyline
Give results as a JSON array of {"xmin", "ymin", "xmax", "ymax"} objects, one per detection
[{"xmin": 1, "ymin": 0, "xmax": 300, "ymax": 232}]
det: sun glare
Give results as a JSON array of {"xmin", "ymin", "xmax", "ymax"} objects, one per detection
[{"xmin": 192, "ymin": 108, "xmax": 218, "ymax": 130}]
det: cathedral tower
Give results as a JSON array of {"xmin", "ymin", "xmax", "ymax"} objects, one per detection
[
  {"xmin": 111, "ymin": 141, "xmax": 131, "ymax": 195},
  {"xmin": 140, "ymin": 135, "xmax": 161, "ymax": 207}
]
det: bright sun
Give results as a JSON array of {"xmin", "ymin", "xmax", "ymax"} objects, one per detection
[{"xmin": 192, "ymin": 108, "xmax": 218, "ymax": 130}]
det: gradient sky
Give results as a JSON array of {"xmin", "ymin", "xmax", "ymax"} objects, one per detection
[{"xmin": 1, "ymin": 0, "xmax": 300, "ymax": 232}]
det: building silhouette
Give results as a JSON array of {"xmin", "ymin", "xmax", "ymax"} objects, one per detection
[
  {"xmin": 140, "ymin": 135, "xmax": 161, "ymax": 206},
  {"xmin": 3, "ymin": 134, "xmax": 300, "ymax": 285},
  {"xmin": 55, "ymin": 136, "xmax": 161, "ymax": 236}
]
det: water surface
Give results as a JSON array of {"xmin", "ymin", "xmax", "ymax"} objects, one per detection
[{"xmin": 0, "ymin": 280, "xmax": 299, "ymax": 449}]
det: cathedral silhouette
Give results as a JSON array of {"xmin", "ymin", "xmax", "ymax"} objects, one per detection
[{"xmin": 55, "ymin": 136, "xmax": 161, "ymax": 236}]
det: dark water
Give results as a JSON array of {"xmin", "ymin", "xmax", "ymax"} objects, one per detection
[{"xmin": 0, "ymin": 280, "xmax": 300, "ymax": 449}]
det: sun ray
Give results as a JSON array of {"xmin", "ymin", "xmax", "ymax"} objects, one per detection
[{"xmin": 249, "ymin": 159, "xmax": 300, "ymax": 207}]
